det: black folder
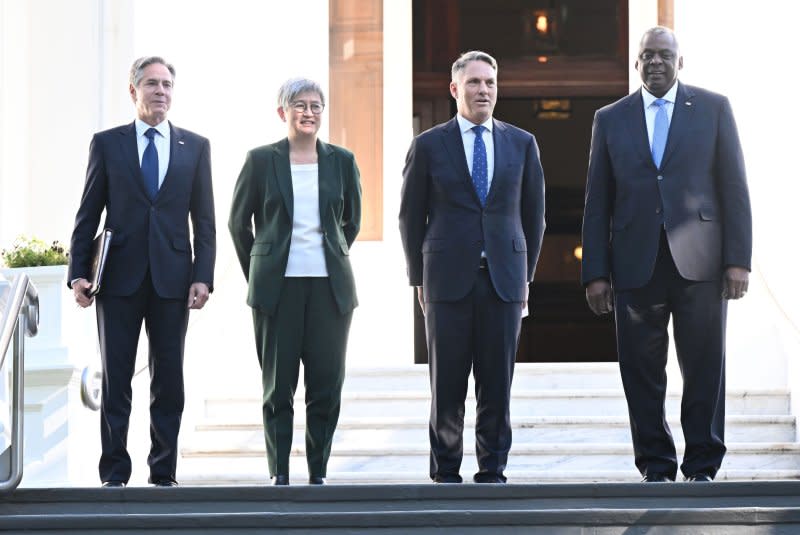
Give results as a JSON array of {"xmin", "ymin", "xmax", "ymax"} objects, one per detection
[{"xmin": 88, "ymin": 228, "xmax": 113, "ymax": 297}]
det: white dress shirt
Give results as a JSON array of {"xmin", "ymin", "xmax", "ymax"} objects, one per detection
[
  {"xmin": 642, "ymin": 82, "xmax": 678, "ymax": 149},
  {"xmin": 135, "ymin": 118, "xmax": 170, "ymax": 187},
  {"xmin": 456, "ymin": 114, "xmax": 494, "ymax": 189},
  {"xmin": 285, "ymin": 163, "xmax": 328, "ymax": 277}
]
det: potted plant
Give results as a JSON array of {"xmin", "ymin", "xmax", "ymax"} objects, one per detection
[
  {"xmin": 1, "ymin": 236, "xmax": 68, "ymax": 268},
  {"xmin": 1, "ymin": 236, "xmax": 70, "ymax": 361}
]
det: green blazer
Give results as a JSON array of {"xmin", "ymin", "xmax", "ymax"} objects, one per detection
[{"xmin": 228, "ymin": 138, "xmax": 361, "ymax": 315}]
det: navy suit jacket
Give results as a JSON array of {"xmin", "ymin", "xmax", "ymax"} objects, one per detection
[
  {"xmin": 582, "ymin": 82, "xmax": 751, "ymax": 290},
  {"xmin": 399, "ymin": 117, "xmax": 546, "ymax": 303},
  {"xmin": 69, "ymin": 121, "xmax": 216, "ymax": 299}
]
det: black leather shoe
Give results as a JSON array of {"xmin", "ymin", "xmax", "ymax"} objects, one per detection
[
  {"xmin": 308, "ymin": 476, "xmax": 325, "ymax": 485},
  {"xmin": 686, "ymin": 473, "xmax": 713, "ymax": 482},
  {"xmin": 642, "ymin": 473, "xmax": 672, "ymax": 482},
  {"xmin": 153, "ymin": 480, "xmax": 178, "ymax": 487},
  {"xmin": 102, "ymin": 481, "xmax": 126, "ymax": 487},
  {"xmin": 433, "ymin": 474, "xmax": 463, "ymax": 484},
  {"xmin": 474, "ymin": 474, "xmax": 506, "ymax": 484},
  {"xmin": 273, "ymin": 475, "xmax": 290, "ymax": 486}
]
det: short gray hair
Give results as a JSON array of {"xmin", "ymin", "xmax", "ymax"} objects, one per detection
[
  {"xmin": 129, "ymin": 56, "xmax": 176, "ymax": 87},
  {"xmin": 451, "ymin": 51, "xmax": 498, "ymax": 82},
  {"xmin": 640, "ymin": 26, "xmax": 680, "ymax": 51},
  {"xmin": 277, "ymin": 78, "xmax": 326, "ymax": 109}
]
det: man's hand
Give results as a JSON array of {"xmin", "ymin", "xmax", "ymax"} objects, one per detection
[
  {"xmin": 72, "ymin": 278, "xmax": 94, "ymax": 308},
  {"xmin": 586, "ymin": 279, "xmax": 613, "ymax": 315},
  {"xmin": 722, "ymin": 266, "xmax": 749, "ymax": 300},
  {"xmin": 187, "ymin": 282, "xmax": 210, "ymax": 309},
  {"xmin": 417, "ymin": 286, "xmax": 425, "ymax": 316}
]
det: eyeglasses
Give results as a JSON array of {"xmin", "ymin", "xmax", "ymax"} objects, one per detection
[{"xmin": 289, "ymin": 101, "xmax": 324, "ymax": 115}]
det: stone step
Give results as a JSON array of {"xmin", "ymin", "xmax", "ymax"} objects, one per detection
[
  {"xmin": 3, "ymin": 483, "xmax": 800, "ymax": 533},
  {"xmin": 179, "ymin": 467, "xmax": 800, "ymax": 486},
  {"xmin": 202, "ymin": 388, "xmax": 791, "ymax": 419},
  {"xmin": 333, "ymin": 363, "xmax": 625, "ymax": 391},
  {"xmin": 179, "ymin": 442, "xmax": 800, "ymax": 486},
  {"xmin": 192, "ymin": 414, "xmax": 797, "ymax": 448}
]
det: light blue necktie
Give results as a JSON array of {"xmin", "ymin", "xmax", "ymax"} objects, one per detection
[
  {"xmin": 651, "ymin": 98, "xmax": 669, "ymax": 168},
  {"xmin": 471, "ymin": 125, "xmax": 488, "ymax": 205},
  {"xmin": 141, "ymin": 127, "xmax": 159, "ymax": 200}
]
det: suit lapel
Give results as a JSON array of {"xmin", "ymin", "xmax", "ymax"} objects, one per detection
[
  {"xmin": 273, "ymin": 138, "xmax": 294, "ymax": 220},
  {"xmin": 659, "ymin": 82, "xmax": 694, "ymax": 169},
  {"xmin": 441, "ymin": 117, "xmax": 481, "ymax": 205},
  {"xmin": 317, "ymin": 139, "xmax": 336, "ymax": 231},
  {"xmin": 487, "ymin": 119, "xmax": 510, "ymax": 205},
  {"xmin": 622, "ymin": 91, "xmax": 654, "ymax": 168},
  {"xmin": 119, "ymin": 122, "xmax": 149, "ymax": 197},
  {"xmin": 158, "ymin": 122, "xmax": 182, "ymax": 199}
]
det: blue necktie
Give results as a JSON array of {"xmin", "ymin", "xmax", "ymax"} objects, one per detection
[
  {"xmin": 651, "ymin": 98, "xmax": 669, "ymax": 168},
  {"xmin": 141, "ymin": 127, "xmax": 159, "ymax": 200},
  {"xmin": 471, "ymin": 125, "xmax": 488, "ymax": 205}
]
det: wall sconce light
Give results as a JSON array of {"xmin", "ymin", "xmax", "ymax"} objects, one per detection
[
  {"xmin": 573, "ymin": 245, "xmax": 583, "ymax": 261},
  {"xmin": 524, "ymin": 8, "xmax": 557, "ymax": 54},
  {"xmin": 536, "ymin": 13, "xmax": 549, "ymax": 35}
]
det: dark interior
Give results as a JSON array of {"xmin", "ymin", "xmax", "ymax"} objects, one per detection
[{"xmin": 412, "ymin": 0, "xmax": 629, "ymax": 363}]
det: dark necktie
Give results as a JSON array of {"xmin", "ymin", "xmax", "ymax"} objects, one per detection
[
  {"xmin": 651, "ymin": 99, "xmax": 669, "ymax": 168},
  {"xmin": 471, "ymin": 125, "xmax": 488, "ymax": 205},
  {"xmin": 141, "ymin": 127, "xmax": 159, "ymax": 200}
]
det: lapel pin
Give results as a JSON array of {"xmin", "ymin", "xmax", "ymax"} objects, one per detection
[
  {"xmin": 178, "ymin": 140, "xmax": 185, "ymax": 145},
  {"xmin": 685, "ymin": 101, "xmax": 692, "ymax": 106}
]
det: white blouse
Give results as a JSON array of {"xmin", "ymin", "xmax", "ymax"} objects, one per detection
[{"xmin": 284, "ymin": 163, "xmax": 329, "ymax": 277}]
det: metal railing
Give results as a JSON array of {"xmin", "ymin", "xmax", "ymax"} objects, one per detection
[{"xmin": 0, "ymin": 272, "xmax": 39, "ymax": 493}]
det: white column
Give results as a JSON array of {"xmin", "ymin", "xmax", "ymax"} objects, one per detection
[
  {"xmin": 342, "ymin": 0, "xmax": 414, "ymax": 367},
  {"xmin": 0, "ymin": 0, "xmax": 32, "ymax": 246},
  {"xmin": 0, "ymin": 0, "xmax": 141, "ymax": 487},
  {"xmin": 672, "ymin": 0, "xmax": 800, "ymax": 395}
]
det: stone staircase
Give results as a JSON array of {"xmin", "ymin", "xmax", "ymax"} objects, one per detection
[{"xmin": 179, "ymin": 363, "xmax": 800, "ymax": 485}]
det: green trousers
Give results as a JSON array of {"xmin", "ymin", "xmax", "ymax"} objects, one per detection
[{"xmin": 252, "ymin": 277, "xmax": 353, "ymax": 478}]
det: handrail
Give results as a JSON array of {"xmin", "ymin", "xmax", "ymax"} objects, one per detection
[
  {"xmin": 0, "ymin": 274, "xmax": 38, "ymax": 368},
  {"xmin": 0, "ymin": 273, "xmax": 40, "ymax": 493}
]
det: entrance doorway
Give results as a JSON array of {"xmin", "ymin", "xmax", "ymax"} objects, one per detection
[{"xmin": 411, "ymin": 0, "xmax": 629, "ymax": 363}]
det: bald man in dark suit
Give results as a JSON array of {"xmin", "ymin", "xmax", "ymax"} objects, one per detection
[{"xmin": 582, "ymin": 27, "xmax": 751, "ymax": 483}]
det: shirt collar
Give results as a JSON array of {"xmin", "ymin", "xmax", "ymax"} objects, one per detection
[
  {"xmin": 456, "ymin": 114, "xmax": 493, "ymax": 134},
  {"xmin": 135, "ymin": 118, "xmax": 169, "ymax": 138},
  {"xmin": 642, "ymin": 81, "xmax": 679, "ymax": 108}
]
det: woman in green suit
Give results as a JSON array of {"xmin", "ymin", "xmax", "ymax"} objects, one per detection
[{"xmin": 229, "ymin": 78, "xmax": 361, "ymax": 486}]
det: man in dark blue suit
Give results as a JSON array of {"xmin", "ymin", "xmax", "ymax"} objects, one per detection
[
  {"xmin": 68, "ymin": 56, "xmax": 216, "ymax": 487},
  {"xmin": 582, "ymin": 27, "xmax": 751, "ymax": 483},
  {"xmin": 400, "ymin": 50, "xmax": 546, "ymax": 484}
]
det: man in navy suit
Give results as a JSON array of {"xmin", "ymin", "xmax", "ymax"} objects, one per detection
[
  {"xmin": 68, "ymin": 56, "xmax": 216, "ymax": 487},
  {"xmin": 400, "ymin": 50, "xmax": 546, "ymax": 483},
  {"xmin": 582, "ymin": 27, "xmax": 751, "ymax": 482}
]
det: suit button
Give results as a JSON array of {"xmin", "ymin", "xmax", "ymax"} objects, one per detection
[
  {"xmin": 657, "ymin": 175, "xmax": 663, "ymax": 181},
  {"xmin": 656, "ymin": 208, "xmax": 662, "ymax": 214}
]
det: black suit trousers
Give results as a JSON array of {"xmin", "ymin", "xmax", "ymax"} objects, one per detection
[
  {"xmin": 95, "ymin": 271, "xmax": 189, "ymax": 484},
  {"xmin": 614, "ymin": 233, "xmax": 727, "ymax": 480},
  {"xmin": 425, "ymin": 268, "xmax": 521, "ymax": 482}
]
